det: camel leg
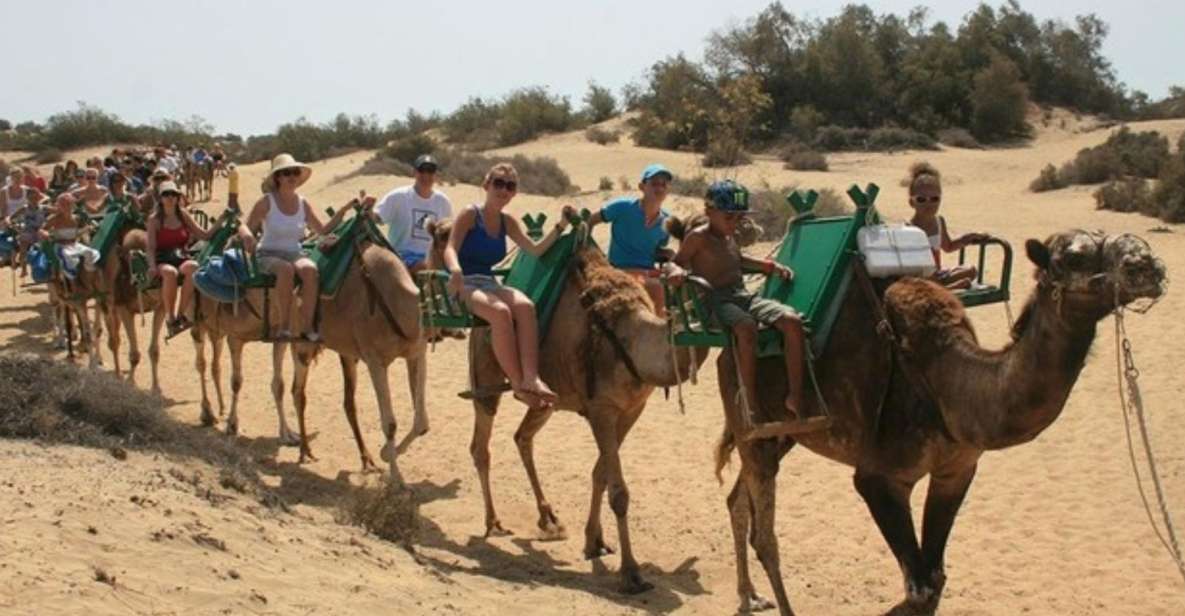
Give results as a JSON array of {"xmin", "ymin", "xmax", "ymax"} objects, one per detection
[
  {"xmin": 106, "ymin": 305, "xmax": 122, "ymax": 377},
  {"xmin": 513, "ymin": 403, "xmax": 564, "ymax": 539},
  {"xmin": 912, "ymin": 465, "xmax": 978, "ymax": 615},
  {"xmin": 270, "ymin": 342, "xmax": 300, "ymax": 445},
  {"xmin": 586, "ymin": 407, "xmax": 651, "ymax": 594},
  {"xmin": 471, "ymin": 396, "xmax": 509, "ymax": 537},
  {"xmin": 292, "ymin": 347, "xmax": 316, "ymax": 463},
  {"xmin": 737, "ymin": 447, "xmax": 794, "ymax": 615},
  {"xmin": 147, "ymin": 307, "xmax": 164, "ymax": 396},
  {"xmin": 853, "ymin": 470, "xmax": 929, "ymax": 616},
  {"xmin": 210, "ymin": 333, "xmax": 225, "ymax": 416},
  {"xmin": 118, "ymin": 307, "xmax": 141, "ymax": 385},
  {"xmin": 727, "ymin": 476, "xmax": 778, "ymax": 614},
  {"xmin": 583, "ymin": 404, "xmax": 646, "ymax": 559},
  {"xmin": 363, "ymin": 357, "xmax": 403, "ymax": 486},
  {"xmin": 226, "ymin": 337, "xmax": 246, "ymax": 436},
  {"xmin": 194, "ymin": 329, "xmax": 217, "ymax": 427},
  {"xmin": 395, "ymin": 349, "xmax": 430, "ymax": 454},
  {"xmin": 338, "ymin": 355, "xmax": 378, "ymax": 472},
  {"xmin": 77, "ymin": 303, "xmax": 100, "ymax": 370}
]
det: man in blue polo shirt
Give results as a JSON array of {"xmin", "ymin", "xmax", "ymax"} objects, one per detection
[{"xmin": 588, "ymin": 163, "xmax": 675, "ymax": 314}]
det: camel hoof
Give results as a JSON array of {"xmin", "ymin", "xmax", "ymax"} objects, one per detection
[
  {"xmin": 883, "ymin": 597, "xmax": 938, "ymax": 616},
  {"xmin": 279, "ymin": 431, "xmax": 302, "ymax": 447},
  {"xmin": 584, "ymin": 539, "xmax": 614, "ymax": 559},
  {"xmin": 485, "ymin": 521, "xmax": 512, "ymax": 538},
  {"xmin": 199, "ymin": 403, "xmax": 217, "ymax": 427},
  {"xmin": 225, "ymin": 420, "xmax": 239, "ymax": 437},
  {"xmin": 739, "ymin": 592, "xmax": 776, "ymax": 613},
  {"xmin": 151, "ymin": 386, "xmax": 162, "ymax": 397},
  {"xmin": 360, "ymin": 458, "xmax": 381, "ymax": 474},
  {"xmin": 537, "ymin": 521, "xmax": 567, "ymax": 542},
  {"xmin": 299, "ymin": 449, "xmax": 318, "ymax": 464},
  {"xmin": 619, "ymin": 570, "xmax": 654, "ymax": 595}
]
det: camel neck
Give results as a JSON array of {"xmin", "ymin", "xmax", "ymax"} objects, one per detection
[{"xmin": 623, "ymin": 311, "xmax": 703, "ymax": 387}]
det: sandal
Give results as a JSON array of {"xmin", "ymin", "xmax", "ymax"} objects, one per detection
[{"xmin": 301, "ymin": 331, "xmax": 323, "ymax": 343}]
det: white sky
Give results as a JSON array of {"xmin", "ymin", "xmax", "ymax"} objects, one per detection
[{"xmin": 3, "ymin": 0, "xmax": 1181, "ymax": 136}]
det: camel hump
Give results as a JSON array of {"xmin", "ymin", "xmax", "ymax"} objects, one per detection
[{"xmin": 883, "ymin": 277, "xmax": 972, "ymax": 355}]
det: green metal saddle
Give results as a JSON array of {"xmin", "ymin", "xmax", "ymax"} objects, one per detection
[
  {"xmin": 303, "ymin": 204, "xmax": 392, "ymax": 298},
  {"xmin": 417, "ymin": 209, "xmax": 592, "ymax": 338}
]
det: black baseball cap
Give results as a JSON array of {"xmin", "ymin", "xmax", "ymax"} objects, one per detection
[{"xmin": 413, "ymin": 154, "xmax": 438, "ymax": 171}]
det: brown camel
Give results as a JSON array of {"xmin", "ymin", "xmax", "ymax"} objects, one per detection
[
  {"xmin": 288, "ymin": 224, "xmax": 428, "ymax": 481},
  {"xmin": 429, "ymin": 220, "xmax": 706, "ymax": 593},
  {"xmin": 710, "ymin": 230, "xmax": 1166, "ymax": 615},
  {"xmin": 45, "ymin": 257, "xmax": 104, "ymax": 369}
]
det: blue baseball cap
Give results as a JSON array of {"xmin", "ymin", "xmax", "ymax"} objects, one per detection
[
  {"xmin": 640, "ymin": 163, "xmax": 673, "ymax": 183},
  {"xmin": 706, "ymin": 180, "xmax": 751, "ymax": 212}
]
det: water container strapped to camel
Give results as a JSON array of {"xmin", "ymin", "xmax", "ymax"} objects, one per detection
[
  {"xmin": 665, "ymin": 183, "xmax": 1014, "ymax": 359},
  {"xmin": 415, "ymin": 208, "xmax": 594, "ymax": 339}
]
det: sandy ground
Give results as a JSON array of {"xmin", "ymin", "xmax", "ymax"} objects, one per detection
[{"xmin": 2, "ymin": 114, "xmax": 1185, "ymax": 615}]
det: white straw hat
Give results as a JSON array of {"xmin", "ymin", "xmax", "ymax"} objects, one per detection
[{"xmin": 268, "ymin": 153, "xmax": 312, "ymax": 188}]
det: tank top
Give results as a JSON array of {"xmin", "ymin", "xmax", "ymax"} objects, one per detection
[
  {"xmin": 459, "ymin": 205, "xmax": 507, "ymax": 276},
  {"xmin": 258, "ymin": 192, "xmax": 307, "ymax": 254},
  {"xmin": 928, "ymin": 217, "xmax": 945, "ymax": 266},
  {"xmin": 4, "ymin": 185, "xmax": 27, "ymax": 217},
  {"xmin": 156, "ymin": 218, "xmax": 190, "ymax": 252}
]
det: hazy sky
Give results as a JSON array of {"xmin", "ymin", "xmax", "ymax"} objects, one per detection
[{"xmin": 3, "ymin": 0, "xmax": 1181, "ymax": 136}]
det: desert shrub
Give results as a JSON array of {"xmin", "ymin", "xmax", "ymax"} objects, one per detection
[
  {"xmin": 1059, "ymin": 146, "xmax": 1122, "ymax": 184},
  {"xmin": 585, "ymin": 126, "xmax": 620, "ymax": 145},
  {"xmin": 40, "ymin": 103, "xmax": 137, "ymax": 150},
  {"xmin": 938, "ymin": 128, "xmax": 981, "ymax": 149},
  {"xmin": 336, "ymin": 155, "xmax": 414, "ymax": 183},
  {"xmin": 582, "ymin": 82, "xmax": 618, "ymax": 124},
  {"xmin": 437, "ymin": 149, "xmax": 574, "ymax": 196},
  {"xmin": 442, "ymin": 96, "xmax": 501, "ymax": 144},
  {"xmin": 702, "ymin": 135, "xmax": 751, "ymax": 168},
  {"xmin": 0, "ymin": 119, "xmax": 10, "ymax": 131},
  {"xmin": 1093, "ymin": 177, "xmax": 1154, "ymax": 214},
  {"xmin": 598, "ymin": 176, "xmax": 614, "ymax": 191},
  {"xmin": 669, "ymin": 173, "xmax": 710, "ymax": 197},
  {"xmin": 1103, "ymin": 128, "xmax": 1171, "ymax": 178},
  {"xmin": 782, "ymin": 147, "xmax": 828, "ymax": 171},
  {"xmin": 34, "ymin": 148, "xmax": 63, "ymax": 164},
  {"xmin": 788, "ymin": 106, "xmax": 826, "ymax": 142},
  {"xmin": 1030, "ymin": 164, "xmax": 1068, "ymax": 192},
  {"xmin": 382, "ymin": 133, "xmax": 437, "ymax": 166},
  {"xmin": 812, "ymin": 125, "xmax": 935, "ymax": 152},
  {"xmin": 748, "ymin": 185, "xmax": 850, "ymax": 240},
  {"xmin": 496, "ymin": 87, "xmax": 573, "ymax": 146},
  {"xmin": 1153, "ymin": 155, "xmax": 1185, "ymax": 222}
]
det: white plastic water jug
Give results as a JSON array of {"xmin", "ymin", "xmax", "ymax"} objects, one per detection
[{"xmin": 857, "ymin": 223, "xmax": 937, "ymax": 278}]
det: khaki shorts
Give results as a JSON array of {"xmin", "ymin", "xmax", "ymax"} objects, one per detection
[
  {"xmin": 258, "ymin": 249, "xmax": 308, "ymax": 274},
  {"xmin": 709, "ymin": 282, "xmax": 799, "ymax": 329}
]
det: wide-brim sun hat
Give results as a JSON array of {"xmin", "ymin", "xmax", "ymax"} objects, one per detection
[
  {"xmin": 158, "ymin": 181, "xmax": 182, "ymax": 196},
  {"xmin": 269, "ymin": 153, "xmax": 311, "ymax": 188}
]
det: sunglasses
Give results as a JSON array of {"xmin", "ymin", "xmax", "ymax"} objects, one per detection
[
  {"xmin": 491, "ymin": 178, "xmax": 517, "ymax": 192},
  {"xmin": 85, "ymin": 175, "xmax": 99, "ymax": 181},
  {"xmin": 161, "ymin": 191, "xmax": 181, "ymax": 198},
  {"xmin": 416, "ymin": 165, "xmax": 438, "ymax": 174},
  {"xmin": 276, "ymin": 168, "xmax": 302, "ymax": 178},
  {"xmin": 913, "ymin": 195, "xmax": 941, "ymax": 204}
]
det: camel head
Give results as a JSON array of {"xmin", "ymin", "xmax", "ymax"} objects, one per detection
[
  {"xmin": 1026, "ymin": 230, "xmax": 1165, "ymax": 317},
  {"xmin": 425, "ymin": 218, "xmax": 452, "ymax": 270}
]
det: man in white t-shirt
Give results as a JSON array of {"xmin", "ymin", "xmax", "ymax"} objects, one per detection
[{"xmin": 375, "ymin": 154, "xmax": 453, "ymax": 272}]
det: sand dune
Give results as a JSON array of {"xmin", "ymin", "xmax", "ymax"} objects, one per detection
[{"xmin": 2, "ymin": 115, "xmax": 1184, "ymax": 615}]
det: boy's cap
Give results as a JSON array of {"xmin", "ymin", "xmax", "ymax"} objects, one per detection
[
  {"xmin": 640, "ymin": 163, "xmax": 673, "ymax": 182},
  {"xmin": 706, "ymin": 179, "xmax": 751, "ymax": 212},
  {"xmin": 413, "ymin": 154, "xmax": 439, "ymax": 170}
]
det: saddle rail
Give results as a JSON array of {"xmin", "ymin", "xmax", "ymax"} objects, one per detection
[{"xmin": 955, "ymin": 237, "xmax": 1013, "ymax": 307}]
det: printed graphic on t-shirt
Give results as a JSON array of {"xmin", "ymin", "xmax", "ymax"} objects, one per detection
[{"xmin": 411, "ymin": 208, "xmax": 437, "ymax": 241}]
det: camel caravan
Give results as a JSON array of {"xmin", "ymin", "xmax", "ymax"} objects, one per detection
[{"xmin": 0, "ymin": 147, "xmax": 1168, "ymax": 616}]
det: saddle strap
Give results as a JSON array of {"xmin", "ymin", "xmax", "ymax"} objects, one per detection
[{"xmin": 357, "ymin": 249, "xmax": 408, "ymax": 341}]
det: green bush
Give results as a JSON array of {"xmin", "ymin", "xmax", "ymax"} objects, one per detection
[
  {"xmin": 584, "ymin": 126, "xmax": 620, "ymax": 145},
  {"xmin": 670, "ymin": 173, "xmax": 710, "ymax": 197},
  {"xmin": 970, "ymin": 55, "xmax": 1030, "ymax": 142},
  {"xmin": 1153, "ymin": 155, "xmax": 1185, "ymax": 222},
  {"xmin": 812, "ymin": 125, "xmax": 936, "ymax": 152},
  {"xmin": 748, "ymin": 185, "xmax": 849, "ymax": 240},
  {"xmin": 598, "ymin": 176, "xmax": 614, "ymax": 191},
  {"xmin": 495, "ymin": 87, "xmax": 573, "ymax": 146},
  {"xmin": 788, "ymin": 106, "xmax": 826, "ymax": 142},
  {"xmin": 779, "ymin": 143, "xmax": 828, "ymax": 171},
  {"xmin": 1030, "ymin": 163, "xmax": 1067, "ymax": 192},
  {"xmin": 383, "ymin": 133, "xmax": 438, "ymax": 166},
  {"xmin": 702, "ymin": 135, "xmax": 751, "ymax": 168},
  {"xmin": 583, "ymin": 82, "xmax": 618, "ymax": 124},
  {"xmin": 1093, "ymin": 177, "xmax": 1154, "ymax": 214}
]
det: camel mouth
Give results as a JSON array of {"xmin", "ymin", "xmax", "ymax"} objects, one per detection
[{"xmin": 1104, "ymin": 234, "xmax": 1167, "ymax": 304}]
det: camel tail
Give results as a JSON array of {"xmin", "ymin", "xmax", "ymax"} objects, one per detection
[{"xmin": 714, "ymin": 425, "xmax": 736, "ymax": 485}]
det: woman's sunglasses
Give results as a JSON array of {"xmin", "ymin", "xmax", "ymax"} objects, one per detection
[
  {"xmin": 913, "ymin": 195, "xmax": 941, "ymax": 204},
  {"xmin": 491, "ymin": 178, "xmax": 518, "ymax": 192},
  {"xmin": 276, "ymin": 168, "xmax": 302, "ymax": 178}
]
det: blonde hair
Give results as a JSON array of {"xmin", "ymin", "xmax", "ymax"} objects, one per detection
[
  {"xmin": 483, "ymin": 163, "xmax": 518, "ymax": 185},
  {"xmin": 907, "ymin": 161, "xmax": 942, "ymax": 195}
]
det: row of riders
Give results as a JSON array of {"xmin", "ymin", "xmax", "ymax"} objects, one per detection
[{"xmin": 0, "ymin": 148, "xmax": 1168, "ymax": 615}]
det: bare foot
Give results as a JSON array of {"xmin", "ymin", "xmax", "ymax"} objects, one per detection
[{"xmin": 522, "ymin": 377, "xmax": 558, "ymax": 403}]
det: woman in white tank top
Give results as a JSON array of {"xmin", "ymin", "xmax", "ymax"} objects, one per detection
[
  {"xmin": 2, "ymin": 168, "xmax": 29, "ymax": 218},
  {"xmin": 237, "ymin": 153, "xmax": 375, "ymax": 342}
]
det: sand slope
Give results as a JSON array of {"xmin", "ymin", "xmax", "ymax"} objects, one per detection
[{"xmin": 2, "ymin": 116, "xmax": 1185, "ymax": 614}]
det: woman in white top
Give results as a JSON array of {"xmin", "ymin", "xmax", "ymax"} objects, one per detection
[
  {"xmin": 237, "ymin": 153, "xmax": 372, "ymax": 342},
  {"xmin": 2, "ymin": 168, "xmax": 28, "ymax": 218}
]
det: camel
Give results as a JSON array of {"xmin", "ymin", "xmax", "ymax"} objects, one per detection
[
  {"xmin": 429, "ymin": 220, "xmax": 706, "ymax": 593},
  {"xmin": 45, "ymin": 257, "xmax": 103, "ymax": 369},
  {"xmin": 287, "ymin": 214, "xmax": 428, "ymax": 482},
  {"xmin": 182, "ymin": 158, "xmax": 215, "ymax": 203},
  {"xmin": 709, "ymin": 230, "xmax": 1166, "ymax": 615}
]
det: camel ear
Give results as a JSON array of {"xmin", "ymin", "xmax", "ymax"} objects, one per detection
[
  {"xmin": 1025, "ymin": 239, "xmax": 1050, "ymax": 270},
  {"xmin": 665, "ymin": 216, "xmax": 687, "ymax": 241}
]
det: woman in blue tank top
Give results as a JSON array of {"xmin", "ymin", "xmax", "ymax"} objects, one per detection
[{"xmin": 442, "ymin": 163, "xmax": 574, "ymax": 408}]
